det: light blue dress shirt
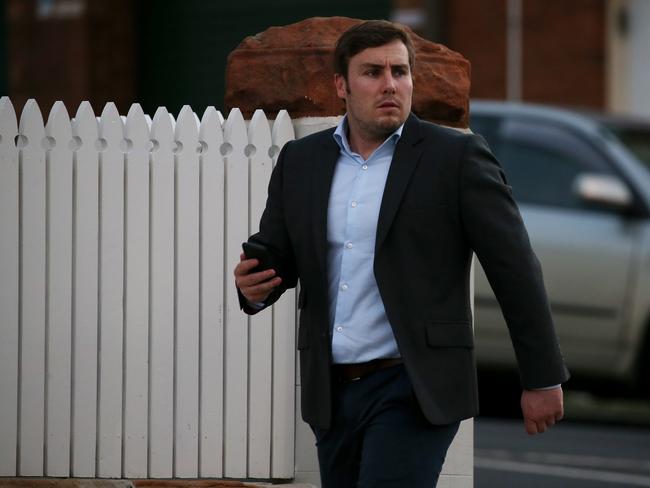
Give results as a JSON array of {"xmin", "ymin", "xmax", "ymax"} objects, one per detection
[{"xmin": 328, "ymin": 117, "xmax": 404, "ymax": 364}]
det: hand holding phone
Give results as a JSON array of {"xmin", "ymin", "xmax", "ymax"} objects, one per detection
[
  {"xmin": 235, "ymin": 241, "xmax": 283, "ymax": 303},
  {"xmin": 241, "ymin": 241, "xmax": 280, "ymax": 274}
]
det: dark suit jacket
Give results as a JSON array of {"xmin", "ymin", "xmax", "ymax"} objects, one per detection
[{"xmin": 239, "ymin": 114, "xmax": 569, "ymax": 429}]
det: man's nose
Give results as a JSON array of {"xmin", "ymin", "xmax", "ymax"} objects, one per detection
[{"xmin": 381, "ymin": 72, "xmax": 397, "ymax": 92}]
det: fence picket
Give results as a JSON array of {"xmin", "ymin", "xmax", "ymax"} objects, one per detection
[
  {"xmin": 0, "ymin": 97, "xmax": 19, "ymax": 476},
  {"xmin": 97, "ymin": 102, "xmax": 125, "ymax": 477},
  {"xmin": 270, "ymin": 110, "xmax": 297, "ymax": 478},
  {"xmin": 174, "ymin": 106, "xmax": 200, "ymax": 478},
  {"xmin": 123, "ymin": 104, "xmax": 150, "ymax": 477},
  {"xmin": 247, "ymin": 110, "xmax": 273, "ymax": 478},
  {"xmin": 71, "ymin": 101, "xmax": 99, "ymax": 477},
  {"xmin": 0, "ymin": 99, "xmax": 305, "ymax": 481},
  {"xmin": 223, "ymin": 108, "xmax": 249, "ymax": 478},
  {"xmin": 149, "ymin": 107, "xmax": 175, "ymax": 478},
  {"xmin": 18, "ymin": 99, "xmax": 47, "ymax": 476},
  {"xmin": 44, "ymin": 101, "xmax": 73, "ymax": 476},
  {"xmin": 198, "ymin": 107, "xmax": 225, "ymax": 477}
]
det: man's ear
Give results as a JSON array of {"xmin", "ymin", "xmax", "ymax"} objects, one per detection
[{"xmin": 334, "ymin": 73, "xmax": 347, "ymax": 100}]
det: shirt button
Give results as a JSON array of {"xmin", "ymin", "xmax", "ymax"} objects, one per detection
[
  {"xmin": 345, "ymin": 242, "xmax": 353, "ymax": 249},
  {"xmin": 351, "ymin": 201, "xmax": 358, "ymax": 208},
  {"xmin": 340, "ymin": 283, "xmax": 348, "ymax": 291},
  {"xmin": 362, "ymin": 164, "xmax": 368, "ymax": 170},
  {"xmin": 336, "ymin": 326, "xmax": 343, "ymax": 332}
]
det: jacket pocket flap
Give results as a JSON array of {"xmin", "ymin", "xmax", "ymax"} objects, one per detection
[{"xmin": 426, "ymin": 322, "xmax": 474, "ymax": 348}]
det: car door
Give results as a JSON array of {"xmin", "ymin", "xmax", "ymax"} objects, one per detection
[{"xmin": 472, "ymin": 115, "xmax": 638, "ymax": 376}]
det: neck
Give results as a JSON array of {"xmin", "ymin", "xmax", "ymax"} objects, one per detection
[{"xmin": 346, "ymin": 124, "xmax": 389, "ymax": 160}]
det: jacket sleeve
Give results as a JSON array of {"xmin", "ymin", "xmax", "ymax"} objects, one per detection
[
  {"xmin": 237, "ymin": 141, "xmax": 299, "ymax": 315},
  {"xmin": 459, "ymin": 134, "xmax": 570, "ymax": 389}
]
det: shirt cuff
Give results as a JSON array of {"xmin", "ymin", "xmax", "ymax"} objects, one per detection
[
  {"xmin": 248, "ymin": 300, "xmax": 265, "ymax": 310},
  {"xmin": 531, "ymin": 384, "xmax": 561, "ymax": 391}
]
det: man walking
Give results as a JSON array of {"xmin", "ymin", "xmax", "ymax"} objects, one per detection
[{"xmin": 235, "ymin": 20, "xmax": 569, "ymax": 487}]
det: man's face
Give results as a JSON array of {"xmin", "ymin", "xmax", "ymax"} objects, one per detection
[{"xmin": 335, "ymin": 39, "xmax": 413, "ymax": 142}]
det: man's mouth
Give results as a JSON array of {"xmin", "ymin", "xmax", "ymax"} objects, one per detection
[{"xmin": 378, "ymin": 100, "xmax": 400, "ymax": 109}]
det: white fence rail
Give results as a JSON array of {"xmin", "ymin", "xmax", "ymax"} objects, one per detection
[{"xmin": 0, "ymin": 97, "xmax": 298, "ymax": 479}]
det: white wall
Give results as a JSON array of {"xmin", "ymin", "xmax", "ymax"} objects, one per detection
[{"xmin": 627, "ymin": 0, "xmax": 650, "ymax": 117}]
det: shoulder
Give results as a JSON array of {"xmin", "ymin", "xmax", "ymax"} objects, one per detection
[
  {"xmin": 411, "ymin": 115, "xmax": 473, "ymax": 142},
  {"xmin": 404, "ymin": 114, "xmax": 483, "ymax": 156},
  {"xmin": 282, "ymin": 126, "xmax": 337, "ymax": 154}
]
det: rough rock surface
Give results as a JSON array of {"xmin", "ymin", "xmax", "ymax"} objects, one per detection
[{"xmin": 224, "ymin": 16, "xmax": 471, "ymax": 128}]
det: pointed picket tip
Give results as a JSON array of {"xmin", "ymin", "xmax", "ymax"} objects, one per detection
[
  {"xmin": 151, "ymin": 106, "xmax": 174, "ymax": 141},
  {"xmin": 168, "ymin": 112, "xmax": 176, "ymax": 131},
  {"xmin": 175, "ymin": 105, "xmax": 199, "ymax": 142},
  {"xmin": 272, "ymin": 110, "xmax": 295, "ymax": 145},
  {"xmin": 217, "ymin": 111, "xmax": 225, "ymax": 126},
  {"xmin": 19, "ymin": 98, "xmax": 46, "ymax": 138},
  {"xmin": 126, "ymin": 103, "xmax": 147, "ymax": 130},
  {"xmin": 200, "ymin": 106, "xmax": 223, "ymax": 133},
  {"xmin": 100, "ymin": 101, "xmax": 120, "ymax": 120},
  {"xmin": 99, "ymin": 102, "xmax": 124, "ymax": 140},
  {"xmin": 73, "ymin": 101, "xmax": 98, "ymax": 141},
  {"xmin": 46, "ymin": 101, "xmax": 72, "ymax": 140},
  {"xmin": 0, "ymin": 96, "xmax": 18, "ymax": 141},
  {"xmin": 248, "ymin": 109, "xmax": 271, "ymax": 146},
  {"xmin": 223, "ymin": 108, "xmax": 247, "ymax": 148},
  {"xmin": 125, "ymin": 103, "xmax": 150, "ymax": 150},
  {"xmin": 151, "ymin": 106, "xmax": 174, "ymax": 142},
  {"xmin": 199, "ymin": 106, "xmax": 224, "ymax": 151}
]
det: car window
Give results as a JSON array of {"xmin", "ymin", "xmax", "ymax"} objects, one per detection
[
  {"xmin": 604, "ymin": 126, "xmax": 650, "ymax": 170},
  {"xmin": 498, "ymin": 141, "xmax": 586, "ymax": 208},
  {"xmin": 497, "ymin": 118, "xmax": 615, "ymax": 210}
]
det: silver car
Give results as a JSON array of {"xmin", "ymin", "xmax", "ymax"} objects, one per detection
[{"xmin": 469, "ymin": 101, "xmax": 650, "ymax": 395}]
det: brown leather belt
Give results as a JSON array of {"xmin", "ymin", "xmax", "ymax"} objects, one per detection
[{"xmin": 332, "ymin": 357, "xmax": 403, "ymax": 382}]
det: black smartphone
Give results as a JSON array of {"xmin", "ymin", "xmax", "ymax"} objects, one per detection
[{"xmin": 242, "ymin": 241, "xmax": 280, "ymax": 274}]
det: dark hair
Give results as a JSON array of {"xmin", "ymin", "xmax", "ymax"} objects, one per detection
[{"xmin": 334, "ymin": 20, "xmax": 415, "ymax": 79}]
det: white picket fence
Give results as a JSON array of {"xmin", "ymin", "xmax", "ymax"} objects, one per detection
[{"xmin": 0, "ymin": 96, "xmax": 298, "ymax": 480}]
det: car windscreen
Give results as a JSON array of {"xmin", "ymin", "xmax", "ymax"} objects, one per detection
[{"xmin": 601, "ymin": 125, "xmax": 650, "ymax": 171}]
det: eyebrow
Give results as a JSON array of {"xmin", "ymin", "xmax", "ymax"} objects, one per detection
[{"xmin": 358, "ymin": 62, "xmax": 409, "ymax": 70}]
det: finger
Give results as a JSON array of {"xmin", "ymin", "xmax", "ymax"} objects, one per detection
[
  {"xmin": 236, "ymin": 268, "xmax": 276, "ymax": 288},
  {"xmin": 234, "ymin": 258, "xmax": 260, "ymax": 277},
  {"xmin": 535, "ymin": 421, "xmax": 547, "ymax": 434},
  {"xmin": 244, "ymin": 276, "xmax": 282, "ymax": 293},
  {"xmin": 524, "ymin": 419, "xmax": 538, "ymax": 435},
  {"xmin": 243, "ymin": 277, "xmax": 282, "ymax": 296}
]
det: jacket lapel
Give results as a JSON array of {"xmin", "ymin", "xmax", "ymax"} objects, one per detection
[
  {"xmin": 375, "ymin": 114, "xmax": 424, "ymax": 252},
  {"xmin": 312, "ymin": 134, "xmax": 340, "ymax": 273}
]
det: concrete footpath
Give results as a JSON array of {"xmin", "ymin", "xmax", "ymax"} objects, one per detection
[{"xmin": 0, "ymin": 480, "xmax": 315, "ymax": 488}]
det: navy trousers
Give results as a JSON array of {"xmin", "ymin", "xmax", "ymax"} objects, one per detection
[{"xmin": 311, "ymin": 364, "xmax": 460, "ymax": 488}]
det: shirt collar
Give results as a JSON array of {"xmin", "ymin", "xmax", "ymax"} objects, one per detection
[{"xmin": 333, "ymin": 115, "xmax": 404, "ymax": 157}]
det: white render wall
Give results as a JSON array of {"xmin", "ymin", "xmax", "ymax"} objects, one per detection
[
  {"xmin": 627, "ymin": 0, "xmax": 650, "ymax": 118},
  {"xmin": 607, "ymin": 0, "xmax": 650, "ymax": 117}
]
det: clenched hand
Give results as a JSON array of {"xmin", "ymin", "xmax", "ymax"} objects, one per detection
[
  {"xmin": 234, "ymin": 253, "xmax": 282, "ymax": 303},
  {"xmin": 521, "ymin": 386, "xmax": 564, "ymax": 435}
]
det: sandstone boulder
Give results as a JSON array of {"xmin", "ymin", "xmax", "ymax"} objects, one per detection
[{"xmin": 224, "ymin": 16, "xmax": 470, "ymax": 128}]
